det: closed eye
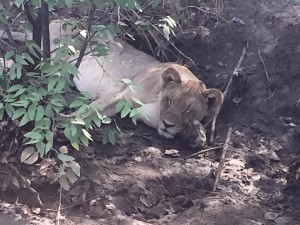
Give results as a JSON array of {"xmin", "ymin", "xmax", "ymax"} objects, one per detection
[{"xmin": 166, "ymin": 98, "xmax": 172, "ymax": 105}]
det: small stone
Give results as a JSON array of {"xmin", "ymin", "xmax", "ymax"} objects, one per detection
[
  {"xmin": 268, "ymin": 150, "xmax": 280, "ymax": 161},
  {"xmin": 269, "ymin": 140, "xmax": 283, "ymax": 151},
  {"xmin": 264, "ymin": 212, "xmax": 279, "ymax": 221},
  {"xmin": 134, "ymin": 156, "xmax": 142, "ymax": 162},
  {"xmin": 105, "ymin": 203, "xmax": 116, "ymax": 210},
  {"xmin": 31, "ymin": 208, "xmax": 41, "ymax": 215},
  {"xmin": 164, "ymin": 149, "xmax": 180, "ymax": 157},
  {"xmin": 89, "ymin": 199, "xmax": 97, "ymax": 206},
  {"xmin": 274, "ymin": 216, "xmax": 293, "ymax": 224}
]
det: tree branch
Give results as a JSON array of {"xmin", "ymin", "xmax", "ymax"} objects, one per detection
[{"xmin": 41, "ymin": 0, "xmax": 50, "ymax": 59}]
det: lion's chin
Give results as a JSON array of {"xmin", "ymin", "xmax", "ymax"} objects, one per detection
[{"xmin": 158, "ymin": 129, "xmax": 175, "ymax": 139}]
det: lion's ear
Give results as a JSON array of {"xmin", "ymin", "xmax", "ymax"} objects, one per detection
[
  {"xmin": 162, "ymin": 68, "xmax": 181, "ymax": 87},
  {"xmin": 203, "ymin": 88, "xmax": 224, "ymax": 115}
]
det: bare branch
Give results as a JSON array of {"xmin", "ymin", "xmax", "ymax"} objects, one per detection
[
  {"xmin": 75, "ymin": 7, "xmax": 96, "ymax": 69},
  {"xmin": 41, "ymin": 0, "xmax": 50, "ymax": 59}
]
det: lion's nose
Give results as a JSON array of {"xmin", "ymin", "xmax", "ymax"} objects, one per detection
[{"xmin": 163, "ymin": 120, "xmax": 175, "ymax": 129}]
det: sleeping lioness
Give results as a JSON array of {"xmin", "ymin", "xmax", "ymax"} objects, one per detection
[{"xmin": 5, "ymin": 20, "xmax": 224, "ymax": 145}]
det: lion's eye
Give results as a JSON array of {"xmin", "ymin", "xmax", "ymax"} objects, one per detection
[{"xmin": 166, "ymin": 98, "xmax": 172, "ymax": 105}]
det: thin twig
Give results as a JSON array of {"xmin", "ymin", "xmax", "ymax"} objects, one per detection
[
  {"xmin": 258, "ymin": 50, "xmax": 269, "ymax": 80},
  {"xmin": 56, "ymin": 186, "xmax": 62, "ymax": 225},
  {"xmin": 212, "ymin": 127, "xmax": 232, "ymax": 192},
  {"xmin": 184, "ymin": 146, "xmax": 223, "ymax": 159},
  {"xmin": 2, "ymin": 25, "xmax": 16, "ymax": 47},
  {"xmin": 150, "ymin": 24, "xmax": 200, "ymax": 70},
  {"xmin": 209, "ymin": 44, "xmax": 248, "ymax": 145},
  {"xmin": 75, "ymin": 7, "xmax": 96, "ymax": 69}
]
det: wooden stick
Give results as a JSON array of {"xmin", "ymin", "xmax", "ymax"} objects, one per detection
[
  {"xmin": 184, "ymin": 146, "xmax": 223, "ymax": 159},
  {"xmin": 212, "ymin": 127, "xmax": 232, "ymax": 192},
  {"xmin": 258, "ymin": 50, "xmax": 269, "ymax": 80},
  {"xmin": 209, "ymin": 45, "xmax": 247, "ymax": 145}
]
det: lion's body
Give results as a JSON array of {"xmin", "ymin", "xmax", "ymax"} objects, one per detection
[{"xmin": 5, "ymin": 20, "xmax": 224, "ymax": 143}]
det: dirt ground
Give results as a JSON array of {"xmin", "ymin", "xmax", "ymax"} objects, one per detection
[{"xmin": 1, "ymin": 0, "xmax": 300, "ymax": 224}]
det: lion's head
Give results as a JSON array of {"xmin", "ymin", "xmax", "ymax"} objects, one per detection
[{"xmin": 158, "ymin": 67, "xmax": 223, "ymax": 140}]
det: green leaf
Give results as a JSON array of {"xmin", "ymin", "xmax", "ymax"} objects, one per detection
[
  {"xmin": 36, "ymin": 142, "xmax": 46, "ymax": 157},
  {"xmin": 65, "ymin": 170, "xmax": 78, "ymax": 184},
  {"xmin": 54, "ymin": 78, "xmax": 66, "ymax": 92},
  {"xmin": 24, "ymin": 131, "xmax": 43, "ymax": 140},
  {"xmin": 78, "ymin": 132, "xmax": 89, "ymax": 147},
  {"xmin": 35, "ymin": 106, "xmax": 45, "ymax": 122},
  {"xmin": 16, "ymin": 55, "xmax": 29, "ymax": 65},
  {"xmin": 132, "ymin": 97, "xmax": 144, "ymax": 106},
  {"xmin": 8, "ymin": 64, "xmax": 17, "ymax": 80},
  {"xmin": 45, "ymin": 141, "xmax": 52, "ymax": 153},
  {"xmin": 27, "ymin": 42, "xmax": 42, "ymax": 58},
  {"xmin": 131, "ymin": 115, "xmax": 137, "ymax": 125},
  {"xmin": 11, "ymin": 100, "xmax": 28, "ymax": 107},
  {"xmin": 70, "ymin": 125, "xmax": 77, "ymax": 137},
  {"xmin": 58, "ymin": 153, "xmax": 75, "ymax": 162},
  {"xmin": 65, "ymin": 0, "xmax": 73, "ymax": 7},
  {"xmin": 122, "ymin": 78, "xmax": 132, "ymax": 85},
  {"xmin": 22, "ymin": 53, "xmax": 35, "ymax": 64},
  {"xmin": 64, "ymin": 127, "xmax": 73, "ymax": 141},
  {"xmin": 92, "ymin": 116, "xmax": 102, "ymax": 127},
  {"xmin": 69, "ymin": 161, "xmax": 81, "ymax": 177},
  {"xmin": 14, "ymin": 0, "xmax": 26, "ymax": 8},
  {"xmin": 19, "ymin": 112, "xmax": 30, "ymax": 127},
  {"xmin": 108, "ymin": 129, "xmax": 116, "ymax": 145},
  {"xmin": 48, "ymin": 76, "xmax": 59, "ymax": 91},
  {"xmin": 59, "ymin": 175, "xmax": 70, "ymax": 190},
  {"xmin": 12, "ymin": 108, "xmax": 26, "ymax": 120},
  {"xmin": 120, "ymin": 103, "xmax": 131, "ymax": 118},
  {"xmin": 28, "ymin": 103, "xmax": 37, "ymax": 120},
  {"xmin": 76, "ymin": 104, "xmax": 88, "ymax": 115},
  {"xmin": 13, "ymin": 88, "xmax": 26, "ymax": 98},
  {"xmin": 69, "ymin": 100, "xmax": 84, "ymax": 108},
  {"xmin": 8, "ymin": 84, "xmax": 24, "ymax": 92},
  {"xmin": 5, "ymin": 50, "xmax": 15, "ymax": 59},
  {"xmin": 71, "ymin": 118, "xmax": 85, "ymax": 125},
  {"xmin": 5, "ymin": 104, "xmax": 15, "ymax": 118},
  {"xmin": 50, "ymin": 99, "xmax": 64, "ymax": 107},
  {"xmin": 0, "ymin": 108, "xmax": 4, "ymax": 120},
  {"xmin": 16, "ymin": 63, "xmax": 22, "ymax": 78},
  {"xmin": 129, "ymin": 108, "xmax": 138, "ymax": 117},
  {"xmin": 151, "ymin": 0, "xmax": 160, "ymax": 8},
  {"xmin": 31, "ymin": 0, "xmax": 41, "ymax": 7},
  {"xmin": 45, "ymin": 131, "xmax": 54, "ymax": 142},
  {"xmin": 115, "ymin": 100, "xmax": 125, "ymax": 113},
  {"xmin": 71, "ymin": 142, "xmax": 80, "ymax": 151}
]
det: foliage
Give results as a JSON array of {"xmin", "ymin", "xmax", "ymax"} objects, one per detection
[{"xmin": 0, "ymin": 0, "xmax": 177, "ymax": 189}]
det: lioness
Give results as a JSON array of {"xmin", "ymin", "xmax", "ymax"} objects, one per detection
[{"xmin": 4, "ymin": 20, "xmax": 224, "ymax": 144}]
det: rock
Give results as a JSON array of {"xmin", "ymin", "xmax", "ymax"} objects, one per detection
[
  {"xmin": 264, "ymin": 212, "xmax": 279, "ymax": 220},
  {"xmin": 274, "ymin": 216, "xmax": 293, "ymax": 224},
  {"xmin": 164, "ymin": 150, "xmax": 180, "ymax": 157}
]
